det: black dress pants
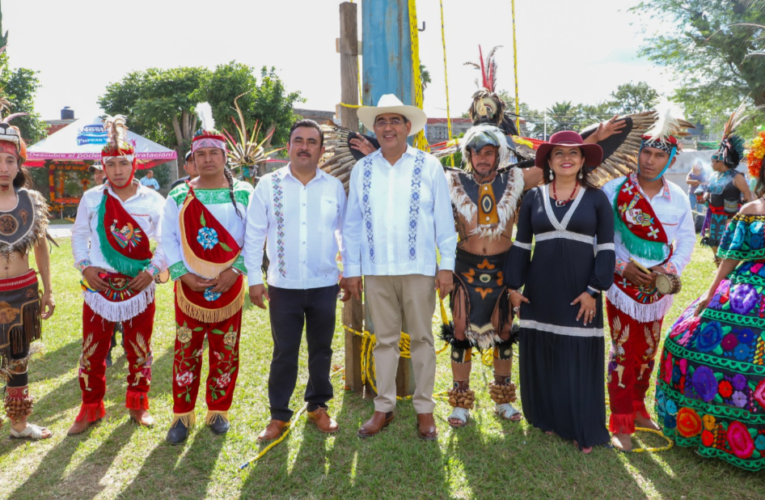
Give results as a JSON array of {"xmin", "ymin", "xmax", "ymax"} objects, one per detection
[{"xmin": 267, "ymin": 284, "xmax": 339, "ymax": 421}]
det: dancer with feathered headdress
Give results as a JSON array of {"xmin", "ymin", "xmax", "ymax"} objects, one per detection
[
  {"xmin": 599, "ymin": 102, "xmax": 697, "ymax": 451},
  {"xmin": 702, "ymin": 104, "xmax": 754, "ymax": 262},
  {"xmin": 0, "ymin": 93, "xmax": 56, "ymax": 441},
  {"xmin": 162, "ymin": 103, "xmax": 254, "ymax": 444},
  {"xmin": 69, "ymin": 115, "xmax": 168, "ymax": 435}
]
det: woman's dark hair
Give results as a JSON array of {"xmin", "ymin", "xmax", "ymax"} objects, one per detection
[
  {"xmin": 289, "ymin": 119, "xmax": 324, "ymax": 147},
  {"xmin": 12, "ymin": 164, "xmax": 33, "ymax": 189},
  {"xmin": 223, "ymin": 166, "xmax": 243, "ymax": 220},
  {"xmin": 541, "ymin": 146, "xmax": 597, "ymax": 189},
  {"xmin": 756, "ymin": 157, "xmax": 765, "ymax": 199}
]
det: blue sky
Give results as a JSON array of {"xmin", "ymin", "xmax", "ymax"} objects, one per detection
[{"xmin": 6, "ymin": 0, "xmax": 677, "ymax": 123}]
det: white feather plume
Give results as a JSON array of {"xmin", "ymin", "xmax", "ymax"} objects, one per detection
[
  {"xmin": 196, "ymin": 102, "xmax": 215, "ymax": 131},
  {"xmin": 644, "ymin": 99, "xmax": 687, "ymax": 143}
]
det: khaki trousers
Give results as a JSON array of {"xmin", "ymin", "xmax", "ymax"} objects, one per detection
[{"xmin": 364, "ymin": 274, "xmax": 436, "ymax": 414}]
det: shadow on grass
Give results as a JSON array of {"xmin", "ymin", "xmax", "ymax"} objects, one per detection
[
  {"xmin": 7, "ymin": 418, "xmax": 136, "ymax": 500},
  {"xmin": 119, "ymin": 425, "xmax": 227, "ymax": 498}
]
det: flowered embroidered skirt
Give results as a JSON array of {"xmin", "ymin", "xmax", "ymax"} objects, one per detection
[{"xmin": 656, "ymin": 262, "xmax": 765, "ymax": 471}]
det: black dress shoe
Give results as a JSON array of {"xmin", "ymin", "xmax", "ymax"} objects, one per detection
[
  {"xmin": 166, "ymin": 420, "xmax": 189, "ymax": 445},
  {"xmin": 209, "ymin": 415, "xmax": 230, "ymax": 435}
]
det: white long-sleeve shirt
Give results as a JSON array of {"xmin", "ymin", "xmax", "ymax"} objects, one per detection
[
  {"xmin": 162, "ymin": 180, "xmax": 253, "ymax": 280},
  {"xmin": 244, "ymin": 165, "xmax": 346, "ymax": 289},
  {"xmin": 71, "ymin": 182, "xmax": 167, "ymax": 275},
  {"xmin": 342, "ymin": 145, "xmax": 457, "ymax": 277}
]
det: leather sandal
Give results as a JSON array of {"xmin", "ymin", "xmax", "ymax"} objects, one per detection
[
  {"xmin": 357, "ymin": 411, "xmax": 394, "ymax": 438},
  {"xmin": 9, "ymin": 423, "xmax": 52, "ymax": 440}
]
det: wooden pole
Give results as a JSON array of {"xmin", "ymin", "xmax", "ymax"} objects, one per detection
[
  {"xmin": 338, "ymin": 2, "xmax": 367, "ymax": 396},
  {"xmin": 361, "ymin": 0, "xmax": 415, "ymax": 399}
]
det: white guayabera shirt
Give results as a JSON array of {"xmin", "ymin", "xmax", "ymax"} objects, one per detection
[
  {"xmin": 244, "ymin": 165, "xmax": 346, "ymax": 289},
  {"xmin": 342, "ymin": 145, "xmax": 457, "ymax": 277}
]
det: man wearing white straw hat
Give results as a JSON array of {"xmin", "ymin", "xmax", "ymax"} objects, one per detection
[{"xmin": 342, "ymin": 94, "xmax": 457, "ymax": 440}]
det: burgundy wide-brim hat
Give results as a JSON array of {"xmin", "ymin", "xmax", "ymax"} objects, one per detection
[{"xmin": 535, "ymin": 130, "xmax": 603, "ymax": 169}]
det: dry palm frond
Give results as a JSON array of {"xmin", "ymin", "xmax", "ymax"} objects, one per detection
[{"xmin": 224, "ymin": 91, "xmax": 283, "ymax": 170}]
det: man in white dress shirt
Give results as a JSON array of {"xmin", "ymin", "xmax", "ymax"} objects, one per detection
[
  {"xmin": 343, "ymin": 94, "xmax": 457, "ymax": 440},
  {"xmin": 246, "ymin": 120, "xmax": 346, "ymax": 442}
]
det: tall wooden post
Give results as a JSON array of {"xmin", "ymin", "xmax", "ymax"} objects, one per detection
[
  {"xmin": 361, "ymin": 0, "xmax": 416, "ymax": 398},
  {"xmin": 338, "ymin": 2, "xmax": 366, "ymax": 396}
]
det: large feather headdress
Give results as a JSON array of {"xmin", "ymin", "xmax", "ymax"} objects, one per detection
[
  {"xmin": 192, "ymin": 102, "xmax": 227, "ymax": 153},
  {"xmin": 715, "ymin": 102, "xmax": 755, "ymax": 169},
  {"xmin": 102, "ymin": 115, "xmax": 134, "ymax": 161},
  {"xmin": 641, "ymin": 100, "xmax": 692, "ymax": 154},
  {"xmin": 464, "ymin": 46, "xmax": 518, "ymax": 136}
]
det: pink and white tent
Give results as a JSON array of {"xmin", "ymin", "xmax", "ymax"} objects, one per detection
[{"xmin": 26, "ymin": 116, "xmax": 177, "ymax": 169}]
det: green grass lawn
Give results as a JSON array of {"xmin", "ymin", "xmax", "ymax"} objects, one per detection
[{"xmin": 0, "ymin": 239, "xmax": 763, "ymax": 500}]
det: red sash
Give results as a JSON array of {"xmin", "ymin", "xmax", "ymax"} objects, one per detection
[
  {"xmin": 178, "ymin": 185, "xmax": 241, "ymax": 278},
  {"xmin": 176, "ymin": 184, "xmax": 244, "ymax": 322},
  {"xmin": 97, "ymin": 191, "xmax": 153, "ymax": 278},
  {"xmin": 612, "ymin": 175, "xmax": 673, "ymax": 305},
  {"xmin": 614, "ymin": 175, "xmax": 669, "ymax": 258},
  {"xmin": 82, "ymin": 271, "xmax": 141, "ymax": 302}
]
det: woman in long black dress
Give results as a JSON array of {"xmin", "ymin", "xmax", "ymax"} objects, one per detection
[{"xmin": 506, "ymin": 131, "xmax": 615, "ymax": 453}]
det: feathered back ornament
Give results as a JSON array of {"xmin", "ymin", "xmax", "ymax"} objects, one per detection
[
  {"xmin": 464, "ymin": 46, "xmax": 518, "ymax": 136},
  {"xmin": 460, "ymin": 124, "xmax": 511, "ymax": 172},
  {"xmin": 748, "ymin": 131, "xmax": 765, "ymax": 180},
  {"xmin": 223, "ymin": 91, "xmax": 282, "ymax": 172},
  {"xmin": 192, "ymin": 102, "xmax": 227, "ymax": 153},
  {"xmin": 716, "ymin": 102, "xmax": 756, "ymax": 169},
  {"xmin": 101, "ymin": 115, "xmax": 134, "ymax": 160}
]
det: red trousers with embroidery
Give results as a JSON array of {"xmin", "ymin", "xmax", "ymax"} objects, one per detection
[
  {"xmin": 76, "ymin": 301, "xmax": 155, "ymax": 422},
  {"xmin": 606, "ymin": 300, "xmax": 664, "ymax": 434},
  {"xmin": 172, "ymin": 300, "xmax": 242, "ymax": 424}
]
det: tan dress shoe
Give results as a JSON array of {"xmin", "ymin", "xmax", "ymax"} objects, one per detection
[
  {"xmin": 258, "ymin": 419, "xmax": 290, "ymax": 442},
  {"xmin": 357, "ymin": 411, "xmax": 394, "ymax": 438},
  {"xmin": 306, "ymin": 408, "xmax": 339, "ymax": 434},
  {"xmin": 67, "ymin": 417, "xmax": 101, "ymax": 436},
  {"xmin": 417, "ymin": 413, "xmax": 438, "ymax": 441},
  {"xmin": 129, "ymin": 409, "xmax": 155, "ymax": 427}
]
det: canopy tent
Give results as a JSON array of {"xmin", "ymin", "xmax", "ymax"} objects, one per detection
[{"xmin": 25, "ymin": 116, "xmax": 176, "ymax": 169}]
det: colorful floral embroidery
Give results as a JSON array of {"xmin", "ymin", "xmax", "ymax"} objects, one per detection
[
  {"xmin": 407, "ymin": 151, "xmax": 425, "ymax": 261},
  {"xmin": 271, "ymin": 174, "xmax": 287, "ymax": 277},
  {"xmin": 361, "ymin": 156, "xmax": 375, "ymax": 262},
  {"xmin": 615, "ymin": 258, "xmax": 627, "ymax": 276},
  {"xmin": 197, "ymin": 227, "xmax": 219, "ymax": 250},
  {"xmin": 208, "ymin": 325, "xmax": 239, "ymax": 401}
]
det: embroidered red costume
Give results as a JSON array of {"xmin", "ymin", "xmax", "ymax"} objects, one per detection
[
  {"xmin": 162, "ymin": 130, "xmax": 252, "ymax": 430},
  {"xmin": 71, "ymin": 116, "xmax": 167, "ymax": 425}
]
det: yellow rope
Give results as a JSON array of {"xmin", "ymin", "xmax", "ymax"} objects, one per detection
[
  {"xmin": 510, "ymin": 0, "xmax": 521, "ymax": 134},
  {"xmin": 438, "ymin": 0, "xmax": 454, "ymax": 167},
  {"xmin": 408, "ymin": 0, "xmax": 428, "ymax": 151},
  {"xmin": 623, "ymin": 427, "xmax": 674, "ymax": 453},
  {"xmin": 339, "ymin": 102, "xmax": 364, "ymax": 109}
]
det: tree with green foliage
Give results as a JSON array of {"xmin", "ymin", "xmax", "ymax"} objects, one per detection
[
  {"xmin": 99, "ymin": 67, "xmax": 211, "ymax": 161},
  {"xmin": 630, "ymin": 0, "xmax": 765, "ymax": 118},
  {"xmin": 608, "ymin": 82, "xmax": 659, "ymax": 115},
  {"xmin": 0, "ymin": 54, "xmax": 46, "ymax": 145},
  {"xmin": 193, "ymin": 63, "xmax": 302, "ymax": 148}
]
